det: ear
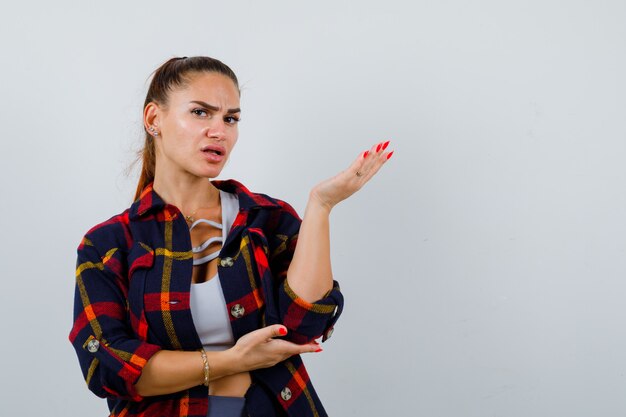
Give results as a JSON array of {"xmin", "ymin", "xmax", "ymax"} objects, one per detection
[{"xmin": 143, "ymin": 102, "xmax": 161, "ymax": 133}]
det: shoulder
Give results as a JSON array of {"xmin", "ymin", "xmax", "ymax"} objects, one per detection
[
  {"xmin": 78, "ymin": 208, "xmax": 133, "ymax": 255},
  {"xmin": 213, "ymin": 179, "xmax": 300, "ymax": 219}
]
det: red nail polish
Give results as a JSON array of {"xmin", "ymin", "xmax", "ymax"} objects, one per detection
[
  {"xmin": 386, "ymin": 151, "xmax": 394, "ymax": 160},
  {"xmin": 315, "ymin": 347, "xmax": 323, "ymax": 352},
  {"xmin": 363, "ymin": 150, "xmax": 369, "ymax": 158},
  {"xmin": 382, "ymin": 140, "xmax": 390, "ymax": 150},
  {"xmin": 278, "ymin": 327, "xmax": 287, "ymax": 336},
  {"xmin": 376, "ymin": 143, "xmax": 382, "ymax": 152}
]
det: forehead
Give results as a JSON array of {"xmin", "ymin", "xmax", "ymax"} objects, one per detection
[{"xmin": 171, "ymin": 72, "xmax": 240, "ymax": 104}]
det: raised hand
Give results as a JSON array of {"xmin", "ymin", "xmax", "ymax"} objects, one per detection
[{"xmin": 310, "ymin": 140, "xmax": 394, "ymax": 211}]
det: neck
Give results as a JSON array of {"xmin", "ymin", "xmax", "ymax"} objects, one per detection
[{"xmin": 152, "ymin": 172, "xmax": 220, "ymax": 215}]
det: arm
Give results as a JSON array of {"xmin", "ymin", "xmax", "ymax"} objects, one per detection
[
  {"xmin": 287, "ymin": 141, "xmax": 393, "ymax": 302},
  {"xmin": 69, "ymin": 234, "xmax": 162, "ymax": 401},
  {"xmin": 285, "ymin": 198, "xmax": 334, "ymax": 301},
  {"xmin": 137, "ymin": 142, "xmax": 394, "ymax": 395},
  {"xmin": 267, "ymin": 142, "xmax": 392, "ymax": 343},
  {"xmin": 70, "ymin": 232, "xmax": 320, "ymax": 399},
  {"xmin": 133, "ymin": 325, "xmax": 320, "ymax": 396}
]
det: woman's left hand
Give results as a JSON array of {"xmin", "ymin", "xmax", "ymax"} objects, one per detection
[{"xmin": 310, "ymin": 140, "xmax": 394, "ymax": 211}]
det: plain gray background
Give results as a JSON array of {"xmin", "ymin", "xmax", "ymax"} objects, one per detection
[{"xmin": 1, "ymin": 1, "xmax": 625, "ymax": 415}]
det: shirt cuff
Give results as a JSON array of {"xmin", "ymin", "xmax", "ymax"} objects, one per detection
[
  {"xmin": 82, "ymin": 334, "xmax": 162, "ymax": 401},
  {"xmin": 278, "ymin": 279, "xmax": 343, "ymax": 343}
]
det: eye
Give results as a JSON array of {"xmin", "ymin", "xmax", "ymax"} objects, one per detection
[
  {"xmin": 224, "ymin": 115, "xmax": 240, "ymax": 125},
  {"xmin": 191, "ymin": 108, "xmax": 209, "ymax": 117}
]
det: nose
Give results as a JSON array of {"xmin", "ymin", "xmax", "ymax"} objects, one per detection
[{"xmin": 206, "ymin": 119, "xmax": 226, "ymax": 141}]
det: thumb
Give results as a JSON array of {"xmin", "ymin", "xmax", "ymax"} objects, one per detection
[
  {"xmin": 268, "ymin": 324, "xmax": 289, "ymax": 338},
  {"xmin": 246, "ymin": 324, "xmax": 288, "ymax": 344}
]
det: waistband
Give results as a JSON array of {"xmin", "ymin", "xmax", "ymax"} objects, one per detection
[{"xmin": 207, "ymin": 395, "xmax": 246, "ymax": 417}]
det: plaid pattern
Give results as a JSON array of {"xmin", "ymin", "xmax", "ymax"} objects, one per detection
[{"xmin": 69, "ymin": 179, "xmax": 343, "ymax": 417}]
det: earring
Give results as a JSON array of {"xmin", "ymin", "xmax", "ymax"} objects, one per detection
[{"xmin": 147, "ymin": 126, "xmax": 159, "ymax": 137}]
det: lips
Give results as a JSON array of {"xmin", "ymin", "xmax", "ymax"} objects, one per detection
[
  {"xmin": 201, "ymin": 144, "xmax": 226, "ymax": 155},
  {"xmin": 201, "ymin": 144, "xmax": 226, "ymax": 162}
]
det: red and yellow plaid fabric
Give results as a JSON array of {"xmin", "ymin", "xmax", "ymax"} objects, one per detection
[{"xmin": 69, "ymin": 179, "xmax": 343, "ymax": 417}]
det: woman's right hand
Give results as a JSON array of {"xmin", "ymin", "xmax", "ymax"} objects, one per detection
[
  {"xmin": 228, "ymin": 325, "xmax": 321, "ymax": 372},
  {"xmin": 135, "ymin": 325, "xmax": 318, "ymax": 397}
]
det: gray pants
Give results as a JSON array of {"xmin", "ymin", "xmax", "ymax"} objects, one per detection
[{"xmin": 207, "ymin": 395, "xmax": 246, "ymax": 417}]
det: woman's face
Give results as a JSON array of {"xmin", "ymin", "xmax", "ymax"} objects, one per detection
[{"xmin": 152, "ymin": 71, "xmax": 241, "ymax": 180}]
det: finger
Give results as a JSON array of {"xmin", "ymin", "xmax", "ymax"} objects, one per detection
[
  {"xmin": 347, "ymin": 150, "xmax": 369, "ymax": 178},
  {"xmin": 349, "ymin": 140, "xmax": 394, "ymax": 182},
  {"xmin": 370, "ymin": 140, "xmax": 389, "ymax": 155},
  {"xmin": 282, "ymin": 341, "xmax": 323, "ymax": 355},
  {"xmin": 362, "ymin": 151, "xmax": 390, "ymax": 182},
  {"xmin": 302, "ymin": 342, "xmax": 323, "ymax": 353},
  {"xmin": 246, "ymin": 324, "xmax": 288, "ymax": 345},
  {"xmin": 358, "ymin": 141, "xmax": 392, "ymax": 177},
  {"xmin": 352, "ymin": 141, "xmax": 385, "ymax": 175},
  {"xmin": 372, "ymin": 140, "xmax": 392, "ymax": 161},
  {"xmin": 269, "ymin": 324, "xmax": 289, "ymax": 338}
]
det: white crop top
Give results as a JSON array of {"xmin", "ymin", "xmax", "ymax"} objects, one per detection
[{"xmin": 189, "ymin": 190, "xmax": 239, "ymax": 351}]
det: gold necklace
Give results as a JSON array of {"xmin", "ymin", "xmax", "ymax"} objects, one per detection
[
  {"xmin": 184, "ymin": 208, "xmax": 201, "ymax": 224},
  {"xmin": 183, "ymin": 195, "xmax": 221, "ymax": 224}
]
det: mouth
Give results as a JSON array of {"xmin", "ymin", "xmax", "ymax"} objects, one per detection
[{"xmin": 201, "ymin": 144, "xmax": 226, "ymax": 156}]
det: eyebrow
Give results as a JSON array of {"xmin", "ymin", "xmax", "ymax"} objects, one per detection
[{"xmin": 190, "ymin": 100, "xmax": 241, "ymax": 114}]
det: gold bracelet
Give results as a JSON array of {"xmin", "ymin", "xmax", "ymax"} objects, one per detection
[{"xmin": 199, "ymin": 348, "xmax": 210, "ymax": 387}]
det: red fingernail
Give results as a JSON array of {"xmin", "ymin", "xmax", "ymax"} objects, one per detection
[
  {"xmin": 376, "ymin": 143, "xmax": 382, "ymax": 152},
  {"xmin": 382, "ymin": 140, "xmax": 390, "ymax": 150},
  {"xmin": 386, "ymin": 151, "xmax": 394, "ymax": 160},
  {"xmin": 278, "ymin": 327, "xmax": 287, "ymax": 336},
  {"xmin": 315, "ymin": 347, "xmax": 323, "ymax": 352},
  {"xmin": 363, "ymin": 150, "xmax": 369, "ymax": 158}
]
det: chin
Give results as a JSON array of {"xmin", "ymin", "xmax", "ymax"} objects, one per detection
[{"xmin": 198, "ymin": 168, "xmax": 224, "ymax": 179}]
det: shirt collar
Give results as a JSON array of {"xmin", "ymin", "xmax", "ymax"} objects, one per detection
[{"xmin": 129, "ymin": 179, "xmax": 281, "ymax": 220}]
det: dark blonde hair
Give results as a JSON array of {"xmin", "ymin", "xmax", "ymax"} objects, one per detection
[{"xmin": 133, "ymin": 56, "xmax": 239, "ymax": 201}]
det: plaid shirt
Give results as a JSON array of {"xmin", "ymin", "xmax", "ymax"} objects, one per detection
[{"xmin": 69, "ymin": 179, "xmax": 343, "ymax": 417}]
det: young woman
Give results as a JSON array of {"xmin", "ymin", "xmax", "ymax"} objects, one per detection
[{"xmin": 69, "ymin": 56, "xmax": 393, "ymax": 417}]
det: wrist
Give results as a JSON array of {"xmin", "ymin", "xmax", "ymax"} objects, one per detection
[
  {"xmin": 205, "ymin": 348, "xmax": 243, "ymax": 380},
  {"xmin": 225, "ymin": 345, "xmax": 246, "ymax": 374},
  {"xmin": 308, "ymin": 190, "xmax": 334, "ymax": 214},
  {"xmin": 199, "ymin": 349, "xmax": 210, "ymax": 387}
]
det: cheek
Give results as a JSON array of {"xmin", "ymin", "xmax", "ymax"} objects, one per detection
[
  {"xmin": 161, "ymin": 135, "xmax": 191, "ymax": 160},
  {"xmin": 174, "ymin": 119, "xmax": 196, "ymax": 135}
]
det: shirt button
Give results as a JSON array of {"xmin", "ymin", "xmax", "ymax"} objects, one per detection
[
  {"xmin": 281, "ymin": 387, "xmax": 292, "ymax": 401},
  {"xmin": 326, "ymin": 327, "xmax": 334, "ymax": 340},
  {"xmin": 230, "ymin": 304, "xmax": 245, "ymax": 318},
  {"xmin": 220, "ymin": 257, "xmax": 234, "ymax": 267},
  {"xmin": 87, "ymin": 339, "xmax": 100, "ymax": 353}
]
